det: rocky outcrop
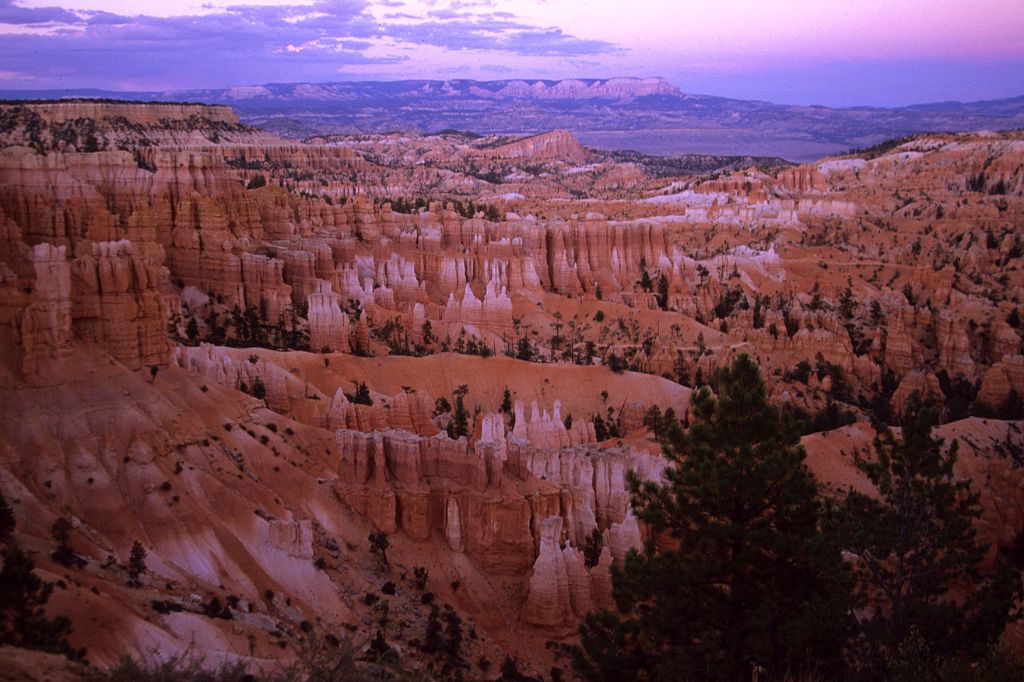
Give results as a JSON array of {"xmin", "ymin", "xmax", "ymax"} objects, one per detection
[
  {"xmin": 976, "ymin": 355, "xmax": 1024, "ymax": 410},
  {"xmin": 306, "ymin": 281, "xmax": 351, "ymax": 353},
  {"xmin": 884, "ymin": 317, "xmax": 916, "ymax": 375},
  {"xmin": 17, "ymin": 243, "xmax": 73, "ymax": 377},
  {"xmin": 441, "ymin": 277, "xmax": 514, "ymax": 339},
  {"xmin": 510, "ymin": 399, "xmax": 596, "ymax": 449},
  {"xmin": 524, "ymin": 516, "xmax": 574, "ymax": 628},
  {"xmin": 936, "ymin": 312, "xmax": 975, "ymax": 379},
  {"xmin": 14, "ymin": 101, "xmax": 240, "ymax": 127},
  {"xmin": 589, "ymin": 546, "xmax": 617, "ymax": 611},
  {"xmin": 606, "ymin": 512, "xmax": 644, "ymax": 563},
  {"xmin": 268, "ymin": 518, "xmax": 314, "ymax": 559},
  {"xmin": 891, "ymin": 371, "xmax": 942, "ymax": 415},
  {"xmin": 483, "ymin": 130, "xmax": 590, "ymax": 164},
  {"xmin": 71, "ymin": 240, "xmax": 170, "ymax": 369}
]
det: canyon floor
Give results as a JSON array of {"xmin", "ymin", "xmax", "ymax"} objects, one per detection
[{"xmin": 0, "ymin": 101, "xmax": 1022, "ymax": 679}]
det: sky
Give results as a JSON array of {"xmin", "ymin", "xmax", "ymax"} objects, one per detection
[{"xmin": 1, "ymin": 0, "xmax": 1022, "ymax": 106}]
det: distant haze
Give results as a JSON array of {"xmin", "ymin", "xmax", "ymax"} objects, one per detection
[{"xmin": 2, "ymin": 0, "xmax": 1023, "ymax": 106}]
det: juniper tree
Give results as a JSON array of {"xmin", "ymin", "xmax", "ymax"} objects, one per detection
[{"xmin": 574, "ymin": 354, "xmax": 853, "ymax": 682}]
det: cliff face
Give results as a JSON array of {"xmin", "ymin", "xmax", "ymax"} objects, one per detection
[
  {"xmin": 0, "ymin": 101, "xmax": 266, "ymax": 154},
  {"xmin": 1, "ymin": 103, "xmax": 1022, "ymax": 676},
  {"xmin": 482, "ymin": 130, "xmax": 591, "ymax": 163},
  {"xmin": 12, "ymin": 101, "xmax": 240, "ymax": 126}
]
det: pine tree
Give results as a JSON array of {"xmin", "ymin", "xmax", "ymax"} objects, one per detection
[
  {"xmin": 443, "ymin": 609, "xmax": 463, "ymax": 664},
  {"xmin": 0, "ymin": 492, "xmax": 14, "ymax": 547},
  {"xmin": 638, "ymin": 269, "xmax": 653, "ymax": 293},
  {"xmin": 839, "ymin": 400, "xmax": 1023, "ymax": 678},
  {"xmin": 574, "ymin": 354, "xmax": 852, "ymax": 681},
  {"xmin": 582, "ymin": 528, "xmax": 603, "ymax": 568},
  {"xmin": 0, "ymin": 546, "xmax": 83, "ymax": 659},
  {"xmin": 128, "ymin": 540, "xmax": 147, "ymax": 587},
  {"xmin": 349, "ymin": 381, "xmax": 372, "ymax": 406},
  {"xmin": 185, "ymin": 316, "xmax": 199, "ymax": 344},
  {"xmin": 656, "ymin": 273, "xmax": 669, "ymax": 310},
  {"xmin": 50, "ymin": 517, "xmax": 74, "ymax": 566},
  {"xmin": 423, "ymin": 605, "xmax": 443, "ymax": 653},
  {"xmin": 368, "ymin": 629, "xmax": 392, "ymax": 662},
  {"xmin": 251, "ymin": 376, "xmax": 267, "ymax": 401},
  {"xmin": 368, "ymin": 531, "xmax": 389, "ymax": 566},
  {"xmin": 447, "ymin": 385, "xmax": 470, "ymax": 439}
]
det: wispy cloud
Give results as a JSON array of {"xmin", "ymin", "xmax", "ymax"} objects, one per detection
[{"xmin": 0, "ymin": 0, "xmax": 620, "ymax": 88}]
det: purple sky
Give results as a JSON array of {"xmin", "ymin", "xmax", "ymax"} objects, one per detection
[{"xmin": 1, "ymin": 0, "xmax": 1022, "ymax": 106}]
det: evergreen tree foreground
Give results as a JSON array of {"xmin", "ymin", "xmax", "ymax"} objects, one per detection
[
  {"xmin": 574, "ymin": 354, "xmax": 853, "ymax": 681},
  {"xmin": 838, "ymin": 399, "xmax": 1023, "ymax": 679},
  {"xmin": 573, "ymin": 358, "xmax": 1023, "ymax": 681}
]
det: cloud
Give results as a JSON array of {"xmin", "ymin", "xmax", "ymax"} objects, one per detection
[
  {"xmin": 0, "ymin": 0, "xmax": 620, "ymax": 88},
  {"xmin": 0, "ymin": 0, "xmax": 80, "ymax": 25},
  {"xmin": 479, "ymin": 62, "xmax": 517, "ymax": 73},
  {"xmin": 383, "ymin": 19, "xmax": 618, "ymax": 56}
]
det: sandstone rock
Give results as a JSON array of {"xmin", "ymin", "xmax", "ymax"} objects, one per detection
[
  {"xmin": 441, "ymin": 276, "xmax": 513, "ymax": 338},
  {"xmin": 607, "ymin": 512, "xmax": 643, "ymax": 564},
  {"xmin": 524, "ymin": 516, "xmax": 574, "ymax": 628},
  {"xmin": 19, "ymin": 243, "xmax": 73, "ymax": 377},
  {"xmin": 976, "ymin": 355, "xmax": 1024, "ymax": 410},
  {"xmin": 884, "ymin": 317, "xmax": 916, "ymax": 375},
  {"xmin": 936, "ymin": 311, "xmax": 975, "ymax": 379},
  {"xmin": 306, "ymin": 281, "xmax": 351, "ymax": 353},
  {"xmin": 268, "ymin": 518, "xmax": 314, "ymax": 559},
  {"xmin": 71, "ymin": 239, "xmax": 171, "ymax": 369},
  {"xmin": 891, "ymin": 371, "xmax": 943, "ymax": 415},
  {"xmin": 562, "ymin": 544, "xmax": 594, "ymax": 618},
  {"xmin": 445, "ymin": 495, "xmax": 465, "ymax": 552},
  {"xmin": 589, "ymin": 546, "xmax": 616, "ymax": 611},
  {"xmin": 482, "ymin": 130, "xmax": 590, "ymax": 164}
]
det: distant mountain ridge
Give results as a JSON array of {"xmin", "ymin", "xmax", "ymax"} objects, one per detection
[
  {"xmin": 2, "ymin": 77, "xmax": 1023, "ymax": 161},
  {"xmin": 39, "ymin": 77, "xmax": 682, "ymax": 104}
]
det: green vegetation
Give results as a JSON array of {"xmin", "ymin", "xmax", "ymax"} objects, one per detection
[
  {"xmin": 575, "ymin": 355, "xmax": 852, "ymax": 681},
  {"xmin": 368, "ymin": 531, "xmax": 389, "ymax": 566},
  {"xmin": 841, "ymin": 135, "xmax": 918, "ymax": 160},
  {"xmin": 838, "ymin": 399, "xmax": 1022, "ymax": 678},
  {"xmin": 97, "ymin": 635, "xmax": 415, "ymax": 681},
  {"xmin": 0, "ymin": 492, "xmax": 84, "ymax": 660},
  {"xmin": 346, "ymin": 381, "xmax": 373, "ymax": 406},
  {"xmin": 446, "ymin": 385, "xmax": 471, "ymax": 439},
  {"xmin": 128, "ymin": 540, "xmax": 147, "ymax": 587},
  {"xmin": 573, "ymin": 358, "xmax": 1021, "ymax": 681}
]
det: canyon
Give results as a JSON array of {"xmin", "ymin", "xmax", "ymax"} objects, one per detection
[{"xmin": 0, "ymin": 100, "xmax": 1022, "ymax": 678}]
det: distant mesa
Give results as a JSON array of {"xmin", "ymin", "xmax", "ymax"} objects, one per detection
[{"xmin": 486, "ymin": 77, "xmax": 681, "ymax": 100}]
